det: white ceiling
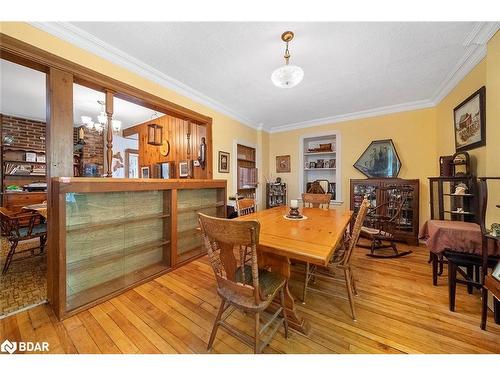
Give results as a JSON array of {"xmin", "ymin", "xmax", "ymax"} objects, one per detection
[
  {"xmin": 0, "ymin": 59, "xmax": 162, "ymax": 128},
  {"xmin": 31, "ymin": 21, "xmax": 499, "ymax": 132}
]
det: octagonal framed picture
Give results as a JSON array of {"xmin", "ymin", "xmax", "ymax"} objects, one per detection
[{"xmin": 353, "ymin": 139, "xmax": 401, "ymax": 178}]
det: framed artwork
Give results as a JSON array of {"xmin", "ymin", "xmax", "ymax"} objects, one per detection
[
  {"xmin": 492, "ymin": 262, "xmax": 500, "ymax": 281},
  {"xmin": 218, "ymin": 151, "xmax": 230, "ymax": 173},
  {"xmin": 124, "ymin": 149, "xmax": 139, "ymax": 178},
  {"xmin": 354, "ymin": 139, "xmax": 401, "ymax": 178},
  {"xmin": 179, "ymin": 161, "xmax": 190, "ymax": 178},
  {"xmin": 454, "ymin": 86, "xmax": 486, "ymax": 152},
  {"xmin": 140, "ymin": 166, "xmax": 150, "ymax": 179},
  {"xmin": 276, "ymin": 155, "xmax": 291, "ymax": 173}
]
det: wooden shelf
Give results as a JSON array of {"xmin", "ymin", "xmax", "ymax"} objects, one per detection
[
  {"xmin": 177, "ymin": 201, "xmax": 225, "ymax": 214},
  {"xmin": 237, "ymin": 158, "xmax": 256, "ymax": 162},
  {"xmin": 2, "ymin": 145, "xmax": 46, "ymax": 153},
  {"xmin": 4, "ymin": 174, "xmax": 46, "ymax": 177},
  {"xmin": 3, "ymin": 160, "xmax": 46, "ymax": 164},
  {"xmin": 67, "ymin": 213, "xmax": 170, "ymax": 233},
  {"xmin": 304, "ymin": 151, "xmax": 336, "ymax": 156},
  {"xmin": 67, "ymin": 239, "xmax": 170, "ymax": 272},
  {"xmin": 443, "ymin": 193, "xmax": 474, "ymax": 197},
  {"xmin": 304, "ymin": 168, "xmax": 336, "ymax": 171}
]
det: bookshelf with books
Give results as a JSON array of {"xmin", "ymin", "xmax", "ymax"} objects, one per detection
[{"xmin": 1, "ymin": 145, "xmax": 47, "ymax": 211}]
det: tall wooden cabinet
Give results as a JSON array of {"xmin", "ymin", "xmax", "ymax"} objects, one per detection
[{"xmin": 350, "ymin": 178, "xmax": 420, "ymax": 245}]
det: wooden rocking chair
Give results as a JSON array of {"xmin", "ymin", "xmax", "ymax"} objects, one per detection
[{"xmin": 358, "ymin": 185, "xmax": 413, "ymax": 258}]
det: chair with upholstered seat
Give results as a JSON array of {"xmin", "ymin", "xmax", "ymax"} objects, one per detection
[
  {"xmin": 198, "ymin": 212, "xmax": 289, "ymax": 354},
  {"xmin": 0, "ymin": 207, "xmax": 47, "ymax": 274},
  {"xmin": 302, "ymin": 198, "xmax": 370, "ymax": 320}
]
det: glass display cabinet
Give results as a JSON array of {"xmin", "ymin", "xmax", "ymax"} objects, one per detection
[
  {"xmin": 51, "ymin": 178, "xmax": 226, "ymax": 319},
  {"xmin": 350, "ymin": 178, "xmax": 420, "ymax": 245}
]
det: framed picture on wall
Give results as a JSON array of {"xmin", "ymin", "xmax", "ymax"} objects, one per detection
[
  {"xmin": 140, "ymin": 166, "xmax": 150, "ymax": 179},
  {"xmin": 353, "ymin": 139, "xmax": 402, "ymax": 178},
  {"xmin": 276, "ymin": 155, "xmax": 291, "ymax": 173},
  {"xmin": 453, "ymin": 86, "xmax": 486, "ymax": 152},
  {"xmin": 124, "ymin": 149, "xmax": 139, "ymax": 178},
  {"xmin": 218, "ymin": 151, "xmax": 230, "ymax": 173}
]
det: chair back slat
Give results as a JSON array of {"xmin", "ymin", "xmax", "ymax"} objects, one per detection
[
  {"xmin": 198, "ymin": 213, "xmax": 263, "ymax": 305},
  {"xmin": 236, "ymin": 197, "xmax": 256, "ymax": 216},
  {"xmin": 341, "ymin": 198, "xmax": 370, "ymax": 266},
  {"xmin": 302, "ymin": 193, "xmax": 332, "ymax": 208}
]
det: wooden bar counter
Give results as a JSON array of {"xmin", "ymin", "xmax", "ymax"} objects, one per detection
[{"xmin": 49, "ymin": 177, "xmax": 226, "ymax": 320}]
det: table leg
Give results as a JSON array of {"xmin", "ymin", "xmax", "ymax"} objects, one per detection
[{"xmin": 258, "ymin": 247, "xmax": 310, "ymax": 336}]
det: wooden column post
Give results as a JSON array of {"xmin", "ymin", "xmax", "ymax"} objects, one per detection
[
  {"xmin": 46, "ymin": 67, "xmax": 73, "ymax": 318},
  {"xmin": 105, "ymin": 90, "xmax": 114, "ymax": 177}
]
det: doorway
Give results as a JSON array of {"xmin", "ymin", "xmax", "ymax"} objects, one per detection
[{"xmin": 0, "ymin": 59, "xmax": 48, "ymax": 317}]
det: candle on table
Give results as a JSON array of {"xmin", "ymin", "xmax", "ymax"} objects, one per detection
[{"xmin": 290, "ymin": 199, "xmax": 299, "ymax": 208}]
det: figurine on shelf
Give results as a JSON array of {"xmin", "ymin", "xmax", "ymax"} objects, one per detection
[{"xmin": 454, "ymin": 183, "xmax": 468, "ymax": 195}]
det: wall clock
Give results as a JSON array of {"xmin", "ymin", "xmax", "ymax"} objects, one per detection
[{"xmin": 160, "ymin": 140, "xmax": 170, "ymax": 156}]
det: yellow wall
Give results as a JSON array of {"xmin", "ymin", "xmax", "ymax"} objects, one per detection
[
  {"xmin": 0, "ymin": 22, "xmax": 259, "ymax": 203},
  {"xmin": 1, "ymin": 23, "xmax": 498, "ymax": 222},
  {"xmin": 269, "ymin": 108, "xmax": 438, "ymax": 227},
  {"xmin": 435, "ymin": 60, "xmax": 487, "ymax": 175}
]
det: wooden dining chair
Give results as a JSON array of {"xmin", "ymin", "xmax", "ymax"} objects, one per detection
[
  {"xmin": 198, "ymin": 212, "xmax": 289, "ymax": 354},
  {"xmin": 302, "ymin": 193, "xmax": 332, "ymax": 208},
  {"xmin": 302, "ymin": 198, "xmax": 370, "ymax": 320},
  {"xmin": 0, "ymin": 207, "xmax": 47, "ymax": 274},
  {"xmin": 235, "ymin": 195, "xmax": 257, "ymax": 216}
]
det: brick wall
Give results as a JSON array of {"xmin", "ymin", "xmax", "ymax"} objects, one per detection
[
  {"xmin": 74, "ymin": 126, "xmax": 104, "ymax": 174},
  {"xmin": 1, "ymin": 114, "xmax": 46, "ymax": 150}
]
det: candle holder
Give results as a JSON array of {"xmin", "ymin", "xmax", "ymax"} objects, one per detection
[{"xmin": 287, "ymin": 206, "xmax": 303, "ymax": 219}]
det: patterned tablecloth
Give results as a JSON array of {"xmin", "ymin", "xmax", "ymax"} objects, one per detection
[
  {"xmin": 22, "ymin": 203, "xmax": 48, "ymax": 219},
  {"xmin": 419, "ymin": 219, "xmax": 499, "ymax": 256}
]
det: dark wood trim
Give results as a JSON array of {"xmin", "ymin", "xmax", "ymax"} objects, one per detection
[
  {"xmin": 0, "ymin": 33, "xmax": 212, "ymax": 125},
  {"xmin": 46, "ymin": 67, "xmax": 74, "ymax": 316}
]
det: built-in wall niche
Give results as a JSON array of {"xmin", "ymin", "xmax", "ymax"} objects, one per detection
[{"xmin": 300, "ymin": 133, "xmax": 341, "ymax": 202}]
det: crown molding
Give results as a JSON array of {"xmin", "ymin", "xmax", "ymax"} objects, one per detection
[
  {"xmin": 29, "ymin": 22, "xmax": 260, "ymax": 130},
  {"xmin": 268, "ymin": 99, "xmax": 434, "ymax": 133},
  {"xmin": 29, "ymin": 21, "xmax": 500, "ymax": 135}
]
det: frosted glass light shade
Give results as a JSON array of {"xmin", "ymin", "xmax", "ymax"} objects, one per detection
[{"xmin": 271, "ymin": 64, "xmax": 304, "ymax": 88}]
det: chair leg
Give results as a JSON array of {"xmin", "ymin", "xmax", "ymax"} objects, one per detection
[
  {"xmin": 391, "ymin": 240, "xmax": 398, "ymax": 254},
  {"xmin": 254, "ymin": 311, "xmax": 261, "ymax": 354},
  {"xmin": 344, "ymin": 268, "xmax": 357, "ymax": 321},
  {"xmin": 350, "ymin": 271, "xmax": 358, "ymax": 296},
  {"xmin": 466, "ymin": 265, "xmax": 474, "ymax": 294},
  {"xmin": 448, "ymin": 261, "xmax": 457, "ymax": 312},
  {"xmin": 207, "ymin": 299, "xmax": 226, "ymax": 351},
  {"xmin": 280, "ymin": 288, "xmax": 289, "ymax": 339},
  {"xmin": 431, "ymin": 253, "xmax": 438, "ymax": 286},
  {"xmin": 302, "ymin": 262, "xmax": 310, "ymax": 303},
  {"xmin": 481, "ymin": 286, "xmax": 488, "ymax": 330},
  {"xmin": 2, "ymin": 241, "xmax": 18, "ymax": 275}
]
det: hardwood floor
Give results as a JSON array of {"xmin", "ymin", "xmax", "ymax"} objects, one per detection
[{"xmin": 1, "ymin": 244, "xmax": 499, "ymax": 354}]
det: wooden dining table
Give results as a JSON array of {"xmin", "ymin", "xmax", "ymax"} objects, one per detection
[
  {"xmin": 22, "ymin": 202, "xmax": 48, "ymax": 219},
  {"xmin": 235, "ymin": 206, "xmax": 353, "ymax": 335}
]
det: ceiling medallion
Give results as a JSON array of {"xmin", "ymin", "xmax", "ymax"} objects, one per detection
[{"xmin": 271, "ymin": 31, "xmax": 304, "ymax": 89}]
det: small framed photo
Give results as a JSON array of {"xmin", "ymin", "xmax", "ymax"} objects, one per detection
[
  {"xmin": 276, "ymin": 155, "xmax": 291, "ymax": 173},
  {"xmin": 454, "ymin": 86, "xmax": 486, "ymax": 152},
  {"xmin": 25, "ymin": 152, "xmax": 37, "ymax": 162},
  {"xmin": 141, "ymin": 166, "xmax": 150, "ymax": 179},
  {"xmin": 218, "ymin": 151, "xmax": 230, "ymax": 173},
  {"xmin": 179, "ymin": 161, "xmax": 189, "ymax": 178}
]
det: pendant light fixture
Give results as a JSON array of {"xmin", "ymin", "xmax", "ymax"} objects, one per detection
[
  {"xmin": 271, "ymin": 31, "xmax": 304, "ymax": 88},
  {"xmin": 81, "ymin": 100, "xmax": 121, "ymax": 134}
]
